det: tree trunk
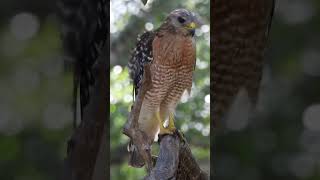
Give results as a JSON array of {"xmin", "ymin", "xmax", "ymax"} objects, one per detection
[
  {"xmin": 145, "ymin": 133, "xmax": 208, "ymax": 180},
  {"xmin": 62, "ymin": 51, "xmax": 108, "ymax": 180}
]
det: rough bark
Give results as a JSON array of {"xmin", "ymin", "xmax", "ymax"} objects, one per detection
[
  {"xmin": 62, "ymin": 53, "xmax": 107, "ymax": 180},
  {"xmin": 145, "ymin": 133, "xmax": 208, "ymax": 180},
  {"xmin": 92, "ymin": 123, "xmax": 108, "ymax": 180}
]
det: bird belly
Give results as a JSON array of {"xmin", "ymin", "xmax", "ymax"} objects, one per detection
[
  {"xmin": 138, "ymin": 64, "xmax": 193, "ymax": 141},
  {"xmin": 138, "ymin": 34, "xmax": 195, "ymax": 140},
  {"xmin": 161, "ymin": 65, "xmax": 194, "ymax": 110}
]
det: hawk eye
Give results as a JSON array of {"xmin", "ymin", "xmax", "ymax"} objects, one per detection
[{"xmin": 177, "ymin": 16, "xmax": 186, "ymax": 23}]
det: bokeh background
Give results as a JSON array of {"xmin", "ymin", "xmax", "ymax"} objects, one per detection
[
  {"xmin": 215, "ymin": 0, "xmax": 320, "ymax": 180},
  {"xmin": 110, "ymin": 0, "xmax": 210, "ymax": 179},
  {"xmin": 1, "ymin": 0, "xmax": 320, "ymax": 180},
  {"xmin": 0, "ymin": 1, "xmax": 74, "ymax": 180}
]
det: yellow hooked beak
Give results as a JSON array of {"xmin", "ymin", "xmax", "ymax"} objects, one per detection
[{"xmin": 185, "ymin": 22, "xmax": 196, "ymax": 29}]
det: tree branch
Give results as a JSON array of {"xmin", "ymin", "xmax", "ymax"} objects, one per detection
[
  {"xmin": 123, "ymin": 64, "xmax": 154, "ymax": 172},
  {"xmin": 145, "ymin": 132, "xmax": 208, "ymax": 180},
  {"xmin": 62, "ymin": 51, "xmax": 107, "ymax": 180}
]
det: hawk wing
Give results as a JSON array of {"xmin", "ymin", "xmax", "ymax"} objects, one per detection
[
  {"xmin": 128, "ymin": 31, "xmax": 156, "ymax": 99},
  {"xmin": 212, "ymin": 0, "xmax": 275, "ymax": 125}
]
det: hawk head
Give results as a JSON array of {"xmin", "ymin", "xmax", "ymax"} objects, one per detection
[{"xmin": 166, "ymin": 9, "xmax": 202, "ymax": 36}]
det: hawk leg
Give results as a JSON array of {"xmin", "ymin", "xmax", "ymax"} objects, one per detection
[{"xmin": 157, "ymin": 112, "xmax": 176, "ymax": 135}]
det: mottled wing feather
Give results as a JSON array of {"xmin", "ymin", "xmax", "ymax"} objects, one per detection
[
  {"xmin": 128, "ymin": 31, "xmax": 155, "ymax": 99},
  {"xmin": 212, "ymin": 0, "xmax": 275, "ymax": 124}
]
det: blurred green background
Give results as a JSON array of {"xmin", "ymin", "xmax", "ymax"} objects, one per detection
[
  {"xmin": 0, "ymin": 1, "xmax": 72, "ymax": 180},
  {"xmin": 215, "ymin": 0, "xmax": 320, "ymax": 180},
  {"xmin": 110, "ymin": 0, "xmax": 210, "ymax": 179}
]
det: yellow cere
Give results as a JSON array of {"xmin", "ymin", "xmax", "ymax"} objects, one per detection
[{"xmin": 185, "ymin": 22, "xmax": 196, "ymax": 29}]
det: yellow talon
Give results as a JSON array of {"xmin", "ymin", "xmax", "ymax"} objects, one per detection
[
  {"xmin": 157, "ymin": 112, "xmax": 176, "ymax": 135},
  {"xmin": 167, "ymin": 113, "xmax": 176, "ymax": 131}
]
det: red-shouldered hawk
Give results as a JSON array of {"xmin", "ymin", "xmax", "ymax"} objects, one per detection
[
  {"xmin": 212, "ymin": 0, "xmax": 275, "ymax": 126},
  {"xmin": 127, "ymin": 9, "xmax": 201, "ymax": 167}
]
